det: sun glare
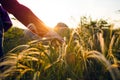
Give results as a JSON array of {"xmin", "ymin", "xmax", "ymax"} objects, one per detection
[
  {"xmin": 12, "ymin": 0, "xmax": 120, "ymax": 29},
  {"xmin": 18, "ymin": 0, "xmax": 70, "ymax": 28}
]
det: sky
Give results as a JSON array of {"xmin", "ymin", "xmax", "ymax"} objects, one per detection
[{"xmin": 12, "ymin": 0, "xmax": 120, "ymax": 28}]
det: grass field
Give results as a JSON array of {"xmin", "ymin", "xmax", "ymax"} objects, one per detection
[{"xmin": 0, "ymin": 17, "xmax": 120, "ymax": 80}]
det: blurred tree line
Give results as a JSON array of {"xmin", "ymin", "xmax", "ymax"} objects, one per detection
[{"xmin": 3, "ymin": 27, "xmax": 37, "ymax": 54}]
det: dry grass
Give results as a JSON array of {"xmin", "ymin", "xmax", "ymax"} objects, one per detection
[{"xmin": 0, "ymin": 18, "xmax": 120, "ymax": 80}]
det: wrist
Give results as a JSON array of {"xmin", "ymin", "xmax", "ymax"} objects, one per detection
[{"xmin": 27, "ymin": 23, "xmax": 49, "ymax": 37}]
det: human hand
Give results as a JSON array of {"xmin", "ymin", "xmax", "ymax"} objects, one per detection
[{"xmin": 27, "ymin": 23, "xmax": 64, "ymax": 43}]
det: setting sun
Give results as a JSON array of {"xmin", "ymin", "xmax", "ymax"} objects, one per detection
[{"xmin": 12, "ymin": 0, "xmax": 120, "ymax": 29}]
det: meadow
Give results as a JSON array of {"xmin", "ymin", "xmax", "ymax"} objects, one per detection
[{"xmin": 0, "ymin": 17, "xmax": 120, "ymax": 80}]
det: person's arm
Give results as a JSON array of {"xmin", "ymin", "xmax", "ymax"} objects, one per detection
[
  {"xmin": 0, "ymin": 0, "xmax": 49, "ymax": 36},
  {"xmin": 0, "ymin": 0, "xmax": 64, "ymax": 42}
]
